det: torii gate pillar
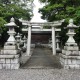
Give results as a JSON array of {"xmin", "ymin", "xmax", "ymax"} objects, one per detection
[
  {"xmin": 52, "ymin": 27, "xmax": 56, "ymax": 55},
  {"xmin": 27, "ymin": 25, "xmax": 31, "ymax": 56}
]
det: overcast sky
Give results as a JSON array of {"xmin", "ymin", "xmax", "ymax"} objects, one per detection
[{"xmin": 31, "ymin": 0, "xmax": 46, "ymax": 22}]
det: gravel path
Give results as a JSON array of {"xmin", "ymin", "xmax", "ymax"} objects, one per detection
[{"xmin": 0, "ymin": 69, "xmax": 80, "ymax": 80}]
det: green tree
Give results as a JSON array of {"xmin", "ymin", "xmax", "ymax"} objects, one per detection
[
  {"xmin": 39, "ymin": 0, "xmax": 80, "ymax": 21},
  {"xmin": 39, "ymin": 0, "xmax": 80, "ymax": 46},
  {"xmin": 0, "ymin": 0, "xmax": 34, "ymax": 46},
  {"xmin": 0, "ymin": 0, "xmax": 33, "ymax": 32}
]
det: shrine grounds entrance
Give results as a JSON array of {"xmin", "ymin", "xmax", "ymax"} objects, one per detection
[
  {"xmin": 21, "ymin": 45, "xmax": 62, "ymax": 69},
  {"xmin": 21, "ymin": 20, "xmax": 64, "ymax": 56},
  {"xmin": 20, "ymin": 32, "xmax": 62, "ymax": 69},
  {"xmin": 21, "ymin": 20, "xmax": 64, "ymax": 69}
]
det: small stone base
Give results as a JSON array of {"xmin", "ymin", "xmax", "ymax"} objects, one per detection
[
  {"xmin": 0, "ymin": 45, "xmax": 20, "ymax": 69},
  {"xmin": 60, "ymin": 46, "xmax": 80, "ymax": 69}
]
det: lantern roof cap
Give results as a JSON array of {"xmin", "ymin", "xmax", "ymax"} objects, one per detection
[
  {"xmin": 10, "ymin": 17, "xmax": 15, "ymax": 22},
  {"xmin": 67, "ymin": 19, "xmax": 79, "ymax": 28},
  {"xmin": 4, "ymin": 17, "xmax": 16, "ymax": 27},
  {"xmin": 23, "ymin": 36, "xmax": 27, "ymax": 40},
  {"xmin": 69, "ymin": 19, "xmax": 73, "ymax": 24},
  {"xmin": 15, "ymin": 33, "xmax": 20, "ymax": 38}
]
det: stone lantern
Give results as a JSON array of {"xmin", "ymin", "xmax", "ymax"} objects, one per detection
[
  {"xmin": 0, "ymin": 17, "xmax": 20, "ymax": 69},
  {"xmin": 60, "ymin": 19, "xmax": 80, "ymax": 69},
  {"xmin": 17, "ymin": 34, "xmax": 24, "ymax": 49},
  {"xmin": 0, "ymin": 34, "xmax": 1, "ymax": 37},
  {"xmin": 56, "ymin": 32, "xmax": 60, "ymax": 51},
  {"xmin": 22, "ymin": 35, "xmax": 27, "ymax": 52},
  {"xmin": 20, "ymin": 34, "xmax": 24, "ymax": 45},
  {"xmin": 5, "ymin": 17, "xmax": 16, "ymax": 45},
  {"xmin": 23, "ymin": 35, "xmax": 27, "ymax": 48},
  {"xmin": 48, "ymin": 38, "xmax": 52, "ymax": 48},
  {"xmin": 66, "ymin": 19, "xmax": 79, "ymax": 46},
  {"xmin": 15, "ymin": 33, "xmax": 21, "ymax": 49}
]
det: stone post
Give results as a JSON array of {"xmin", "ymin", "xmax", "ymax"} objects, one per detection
[
  {"xmin": 52, "ymin": 27, "xmax": 56, "ymax": 55},
  {"xmin": 23, "ymin": 36, "xmax": 27, "ymax": 48},
  {"xmin": 27, "ymin": 25, "xmax": 31, "ymax": 56},
  {"xmin": 56, "ymin": 32, "xmax": 60, "ymax": 51},
  {"xmin": 48, "ymin": 38, "xmax": 52, "ymax": 48},
  {"xmin": 56, "ymin": 39, "xmax": 60, "ymax": 50},
  {"xmin": 15, "ymin": 33, "xmax": 21, "ymax": 50}
]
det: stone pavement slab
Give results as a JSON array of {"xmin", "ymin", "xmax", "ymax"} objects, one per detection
[{"xmin": 21, "ymin": 47, "xmax": 62, "ymax": 69}]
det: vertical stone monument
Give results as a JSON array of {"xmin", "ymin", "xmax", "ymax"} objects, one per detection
[
  {"xmin": 15, "ymin": 33, "xmax": 21, "ymax": 50},
  {"xmin": 56, "ymin": 32, "xmax": 60, "ymax": 51},
  {"xmin": 0, "ymin": 17, "xmax": 20, "ymax": 69},
  {"xmin": 60, "ymin": 19, "xmax": 80, "ymax": 69},
  {"xmin": 23, "ymin": 36, "xmax": 27, "ymax": 48},
  {"xmin": 48, "ymin": 38, "xmax": 52, "ymax": 48}
]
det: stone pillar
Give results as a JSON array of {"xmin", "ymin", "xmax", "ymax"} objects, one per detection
[
  {"xmin": 48, "ymin": 38, "xmax": 52, "ymax": 48},
  {"xmin": 27, "ymin": 25, "xmax": 31, "ymax": 56},
  {"xmin": 52, "ymin": 27, "xmax": 56, "ymax": 55},
  {"xmin": 56, "ymin": 40, "xmax": 60, "ymax": 50},
  {"xmin": 15, "ymin": 33, "xmax": 21, "ymax": 50},
  {"xmin": 56, "ymin": 32, "xmax": 60, "ymax": 51},
  {"xmin": 23, "ymin": 36, "xmax": 27, "ymax": 48}
]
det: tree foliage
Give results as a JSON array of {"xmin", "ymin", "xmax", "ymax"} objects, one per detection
[
  {"xmin": 0, "ymin": 0, "xmax": 33, "ymax": 33},
  {"xmin": 39, "ymin": 0, "xmax": 80, "ymax": 46},
  {"xmin": 39, "ymin": 0, "xmax": 80, "ymax": 22},
  {"xmin": 0, "ymin": 0, "xmax": 33, "ymax": 45}
]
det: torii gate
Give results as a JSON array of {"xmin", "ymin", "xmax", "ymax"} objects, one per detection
[{"xmin": 20, "ymin": 20, "xmax": 64, "ymax": 56}]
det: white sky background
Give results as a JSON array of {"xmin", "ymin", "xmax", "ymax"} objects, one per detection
[{"xmin": 31, "ymin": 0, "xmax": 46, "ymax": 23}]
